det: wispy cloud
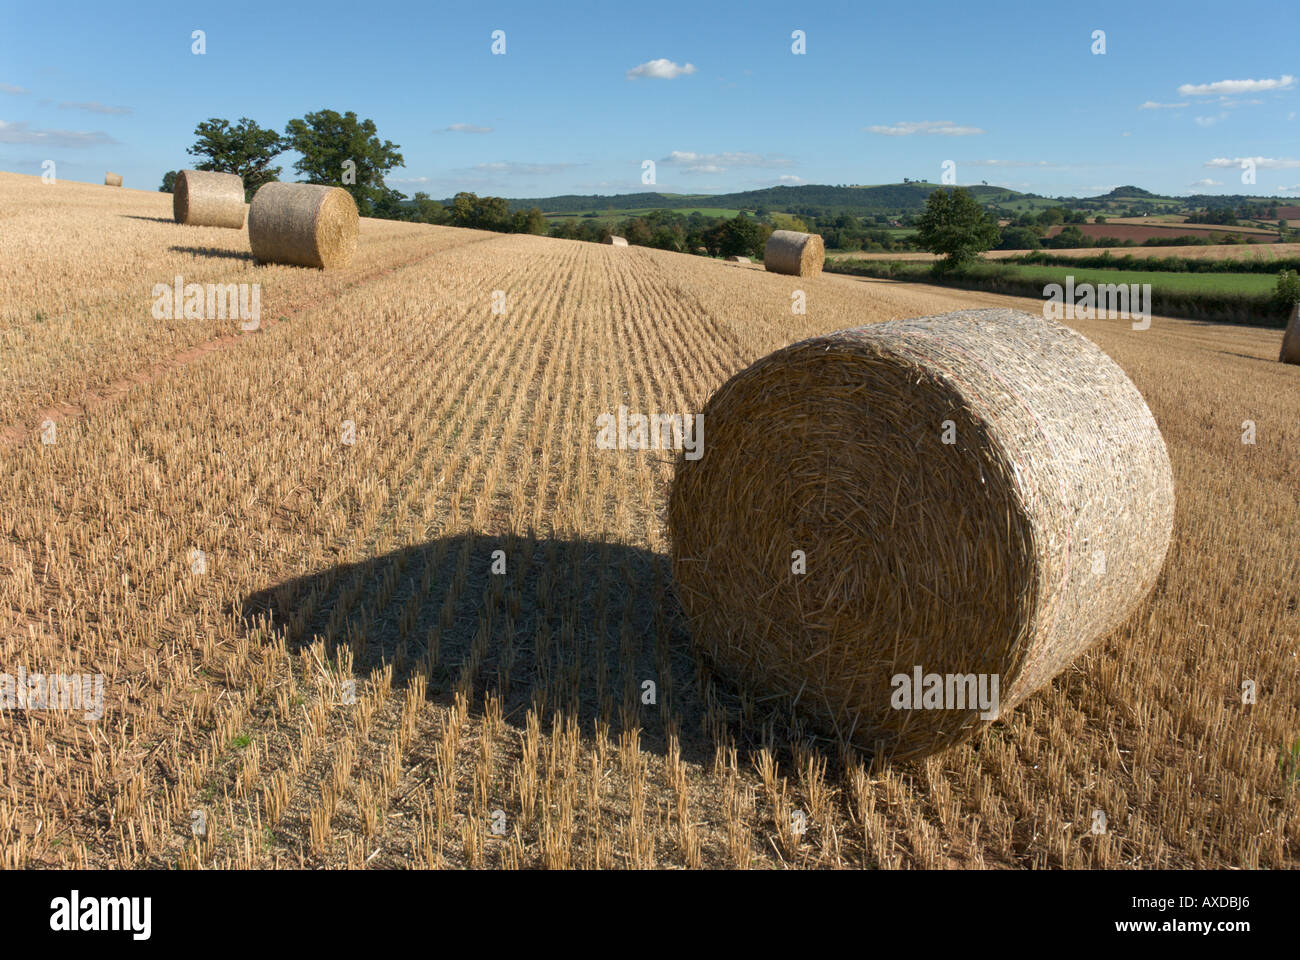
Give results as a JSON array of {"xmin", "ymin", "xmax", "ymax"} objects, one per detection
[
  {"xmin": 443, "ymin": 123, "xmax": 493, "ymax": 134},
  {"xmin": 1188, "ymin": 178, "xmax": 1222, "ymax": 188},
  {"xmin": 1178, "ymin": 75, "xmax": 1295, "ymax": 96},
  {"xmin": 1204, "ymin": 156, "xmax": 1300, "ymax": 169},
  {"xmin": 1138, "ymin": 100, "xmax": 1188, "ymax": 110},
  {"xmin": 659, "ymin": 150, "xmax": 794, "ymax": 174},
  {"xmin": 472, "ymin": 161, "xmax": 579, "ymax": 175},
  {"xmin": 866, "ymin": 120, "xmax": 985, "ymax": 136},
  {"xmin": 1, "ymin": 83, "xmax": 29, "ymax": 95},
  {"xmin": 1194, "ymin": 113, "xmax": 1227, "ymax": 127},
  {"xmin": 626, "ymin": 59, "xmax": 696, "ymax": 80},
  {"xmin": 58, "ymin": 101, "xmax": 131, "ymax": 115},
  {"xmin": 0, "ymin": 120, "xmax": 117, "ymax": 147}
]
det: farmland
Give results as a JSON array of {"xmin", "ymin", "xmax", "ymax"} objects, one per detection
[
  {"xmin": 830, "ymin": 242, "xmax": 1300, "ymax": 262},
  {"xmin": 1044, "ymin": 222, "xmax": 1278, "ymax": 244},
  {"xmin": 2, "ymin": 173, "xmax": 1298, "ymax": 870},
  {"xmin": 981, "ymin": 265, "xmax": 1277, "ymax": 296}
]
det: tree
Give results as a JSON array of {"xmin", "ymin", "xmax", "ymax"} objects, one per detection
[
  {"xmin": 283, "ymin": 109, "xmax": 404, "ymax": 217},
  {"xmin": 705, "ymin": 214, "xmax": 771, "ymax": 258},
  {"xmin": 915, "ymin": 188, "xmax": 1000, "ymax": 266},
  {"xmin": 410, "ymin": 192, "xmax": 448, "ymax": 225},
  {"xmin": 160, "ymin": 170, "xmax": 177, "ymax": 193},
  {"xmin": 187, "ymin": 117, "xmax": 285, "ymax": 198},
  {"xmin": 448, "ymin": 192, "xmax": 511, "ymax": 230},
  {"xmin": 995, "ymin": 226, "xmax": 1042, "ymax": 251}
]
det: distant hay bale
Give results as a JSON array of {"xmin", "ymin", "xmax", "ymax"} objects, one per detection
[
  {"xmin": 104, "ymin": 172, "xmax": 122, "ymax": 187},
  {"xmin": 668, "ymin": 308, "xmax": 1174, "ymax": 759},
  {"xmin": 604, "ymin": 235, "xmax": 629, "ymax": 247},
  {"xmin": 172, "ymin": 170, "xmax": 246, "ymax": 229},
  {"xmin": 1281, "ymin": 304, "xmax": 1300, "ymax": 364},
  {"xmin": 695, "ymin": 246, "xmax": 709, "ymax": 255},
  {"xmin": 763, "ymin": 229, "xmax": 824, "ymax": 277},
  {"xmin": 727, "ymin": 255, "xmax": 750, "ymax": 263},
  {"xmin": 247, "ymin": 182, "xmax": 358, "ymax": 269}
]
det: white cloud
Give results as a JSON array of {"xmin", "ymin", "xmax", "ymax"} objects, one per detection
[
  {"xmin": 776, "ymin": 174, "xmax": 806, "ymax": 183},
  {"xmin": 1, "ymin": 83, "xmax": 29, "ymax": 95},
  {"xmin": 0, "ymin": 119, "xmax": 117, "ymax": 147},
  {"xmin": 866, "ymin": 120, "xmax": 985, "ymax": 136},
  {"xmin": 1138, "ymin": 100, "xmax": 1188, "ymax": 109},
  {"xmin": 443, "ymin": 123, "xmax": 493, "ymax": 134},
  {"xmin": 472, "ymin": 161, "xmax": 579, "ymax": 175},
  {"xmin": 1194, "ymin": 113, "xmax": 1227, "ymax": 127},
  {"xmin": 58, "ymin": 101, "xmax": 131, "ymax": 115},
  {"xmin": 626, "ymin": 59, "xmax": 696, "ymax": 80},
  {"xmin": 1188, "ymin": 179, "xmax": 1222, "ymax": 188},
  {"xmin": 388, "ymin": 176, "xmax": 431, "ymax": 185},
  {"xmin": 1277, "ymin": 183, "xmax": 1300, "ymax": 193},
  {"xmin": 659, "ymin": 150, "xmax": 793, "ymax": 173},
  {"xmin": 1178, "ymin": 75, "xmax": 1295, "ymax": 96},
  {"xmin": 1204, "ymin": 156, "xmax": 1300, "ymax": 169}
]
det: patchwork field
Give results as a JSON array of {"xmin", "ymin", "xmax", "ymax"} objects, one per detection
[
  {"xmin": 2, "ymin": 172, "xmax": 1297, "ymax": 869},
  {"xmin": 831, "ymin": 242, "xmax": 1300, "ymax": 262}
]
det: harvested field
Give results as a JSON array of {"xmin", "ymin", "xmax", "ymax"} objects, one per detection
[
  {"xmin": 2, "ymin": 171, "xmax": 1298, "ymax": 869},
  {"xmin": 1044, "ymin": 223, "xmax": 1278, "ymax": 244}
]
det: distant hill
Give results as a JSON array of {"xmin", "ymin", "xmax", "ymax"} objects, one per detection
[
  {"xmin": 424, "ymin": 182, "xmax": 1294, "ymax": 219},
  {"xmin": 489, "ymin": 182, "xmax": 1042, "ymax": 216}
]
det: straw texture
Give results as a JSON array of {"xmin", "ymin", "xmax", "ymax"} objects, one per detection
[
  {"xmin": 248, "ymin": 182, "xmax": 359, "ymax": 269},
  {"xmin": 173, "ymin": 170, "xmax": 246, "ymax": 228},
  {"xmin": 727, "ymin": 255, "xmax": 751, "ymax": 263},
  {"xmin": 104, "ymin": 172, "xmax": 122, "ymax": 187},
  {"xmin": 604, "ymin": 235, "xmax": 629, "ymax": 247},
  {"xmin": 668, "ymin": 308, "xmax": 1175, "ymax": 759},
  {"xmin": 764, "ymin": 229, "xmax": 824, "ymax": 277},
  {"xmin": 1281, "ymin": 304, "xmax": 1300, "ymax": 364}
]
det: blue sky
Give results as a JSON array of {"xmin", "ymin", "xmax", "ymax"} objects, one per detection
[{"xmin": 2, "ymin": 0, "xmax": 1297, "ymax": 199}]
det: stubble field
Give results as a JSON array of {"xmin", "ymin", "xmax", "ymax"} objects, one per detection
[{"xmin": 2, "ymin": 172, "xmax": 1297, "ymax": 869}]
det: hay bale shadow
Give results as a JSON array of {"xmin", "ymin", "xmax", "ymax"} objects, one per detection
[
  {"xmin": 237, "ymin": 533, "xmax": 753, "ymax": 764},
  {"xmin": 170, "ymin": 245, "xmax": 254, "ymax": 262},
  {"xmin": 120, "ymin": 215, "xmax": 175, "ymax": 224}
]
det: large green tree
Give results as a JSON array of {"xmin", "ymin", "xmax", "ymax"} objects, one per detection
[
  {"xmin": 283, "ymin": 109, "xmax": 403, "ymax": 217},
  {"xmin": 915, "ymin": 188, "xmax": 1000, "ymax": 266},
  {"xmin": 187, "ymin": 117, "xmax": 286, "ymax": 197}
]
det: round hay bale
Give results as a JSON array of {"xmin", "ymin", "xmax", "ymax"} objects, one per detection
[
  {"xmin": 104, "ymin": 172, "xmax": 123, "ymax": 187},
  {"xmin": 763, "ymin": 229, "xmax": 824, "ymax": 277},
  {"xmin": 603, "ymin": 235, "xmax": 629, "ymax": 247},
  {"xmin": 247, "ymin": 182, "xmax": 359, "ymax": 269},
  {"xmin": 173, "ymin": 170, "xmax": 246, "ymax": 228},
  {"xmin": 727, "ymin": 255, "xmax": 751, "ymax": 263},
  {"xmin": 668, "ymin": 308, "xmax": 1174, "ymax": 759},
  {"xmin": 1281, "ymin": 303, "xmax": 1300, "ymax": 364},
  {"xmin": 695, "ymin": 246, "xmax": 709, "ymax": 255}
]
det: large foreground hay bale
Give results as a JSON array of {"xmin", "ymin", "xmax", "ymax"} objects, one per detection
[
  {"xmin": 668, "ymin": 308, "xmax": 1174, "ymax": 759},
  {"xmin": 173, "ymin": 170, "xmax": 246, "ymax": 228},
  {"xmin": 764, "ymin": 229, "xmax": 824, "ymax": 277},
  {"xmin": 248, "ymin": 182, "xmax": 358, "ymax": 269},
  {"xmin": 104, "ymin": 172, "xmax": 122, "ymax": 187},
  {"xmin": 1281, "ymin": 303, "xmax": 1300, "ymax": 364},
  {"xmin": 604, "ymin": 235, "xmax": 629, "ymax": 247}
]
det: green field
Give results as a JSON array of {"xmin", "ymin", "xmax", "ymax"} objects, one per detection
[{"xmin": 1000, "ymin": 264, "xmax": 1275, "ymax": 295}]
